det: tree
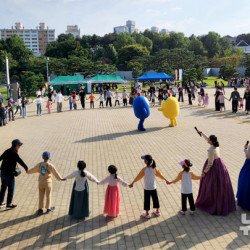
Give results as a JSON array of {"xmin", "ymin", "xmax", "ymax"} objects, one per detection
[
  {"xmin": 127, "ymin": 62, "xmax": 143, "ymax": 79},
  {"xmin": 204, "ymin": 32, "xmax": 221, "ymax": 58},
  {"xmin": 104, "ymin": 44, "xmax": 118, "ymax": 64},
  {"xmin": 183, "ymin": 68, "xmax": 197, "ymax": 83},
  {"xmin": 219, "ymin": 37, "xmax": 232, "ymax": 56},
  {"xmin": 57, "ymin": 33, "xmax": 75, "ymax": 42},
  {"xmin": 219, "ymin": 65, "xmax": 236, "ymax": 80},
  {"xmin": 118, "ymin": 44, "xmax": 150, "ymax": 70},
  {"xmin": 20, "ymin": 71, "xmax": 44, "ymax": 95},
  {"xmin": 188, "ymin": 37, "xmax": 205, "ymax": 55},
  {"xmin": 245, "ymin": 66, "xmax": 250, "ymax": 77},
  {"xmin": 234, "ymin": 47, "xmax": 244, "ymax": 57},
  {"xmin": 113, "ymin": 33, "xmax": 136, "ymax": 50}
]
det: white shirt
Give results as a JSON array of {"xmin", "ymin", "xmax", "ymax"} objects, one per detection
[
  {"xmin": 144, "ymin": 168, "xmax": 157, "ymax": 190},
  {"xmin": 181, "ymin": 172, "xmax": 192, "ymax": 194},
  {"xmin": 218, "ymin": 95, "xmax": 225, "ymax": 103},
  {"xmin": 36, "ymin": 91, "xmax": 41, "ymax": 97},
  {"xmin": 33, "ymin": 98, "xmax": 44, "ymax": 104},
  {"xmin": 56, "ymin": 93, "xmax": 63, "ymax": 103},
  {"xmin": 64, "ymin": 170, "xmax": 99, "ymax": 191},
  {"xmin": 99, "ymin": 175, "xmax": 128, "ymax": 187},
  {"xmin": 115, "ymin": 94, "xmax": 119, "ymax": 101},
  {"xmin": 122, "ymin": 92, "xmax": 127, "ymax": 98},
  {"xmin": 100, "ymin": 96, "xmax": 104, "ymax": 102}
]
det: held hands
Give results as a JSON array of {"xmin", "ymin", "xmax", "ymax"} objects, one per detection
[
  {"xmin": 61, "ymin": 178, "xmax": 66, "ymax": 181},
  {"xmin": 129, "ymin": 183, "xmax": 134, "ymax": 188},
  {"xmin": 201, "ymin": 173, "xmax": 205, "ymax": 178},
  {"xmin": 166, "ymin": 180, "xmax": 171, "ymax": 185}
]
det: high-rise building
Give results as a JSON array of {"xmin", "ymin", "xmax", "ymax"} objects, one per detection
[
  {"xmin": 126, "ymin": 20, "xmax": 136, "ymax": 34},
  {"xmin": 66, "ymin": 25, "xmax": 80, "ymax": 38},
  {"xmin": 0, "ymin": 22, "xmax": 55, "ymax": 56},
  {"xmin": 114, "ymin": 26, "xmax": 128, "ymax": 34},
  {"xmin": 151, "ymin": 26, "xmax": 159, "ymax": 33}
]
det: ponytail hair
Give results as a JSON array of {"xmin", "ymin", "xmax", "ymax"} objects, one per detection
[
  {"xmin": 183, "ymin": 159, "xmax": 192, "ymax": 172},
  {"xmin": 108, "ymin": 165, "xmax": 117, "ymax": 179},
  {"xmin": 144, "ymin": 155, "xmax": 156, "ymax": 169},
  {"xmin": 209, "ymin": 135, "xmax": 219, "ymax": 147},
  {"xmin": 77, "ymin": 160, "xmax": 86, "ymax": 177}
]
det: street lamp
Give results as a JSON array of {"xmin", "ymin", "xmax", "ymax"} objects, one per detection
[
  {"xmin": 5, "ymin": 56, "xmax": 11, "ymax": 98},
  {"xmin": 46, "ymin": 57, "xmax": 50, "ymax": 82}
]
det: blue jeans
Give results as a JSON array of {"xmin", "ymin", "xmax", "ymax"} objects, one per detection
[
  {"xmin": 22, "ymin": 106, "xmax": 27, "ymax": 118},
  {"xmin": 37, "ymin": 103, "xmax": 42, "ymax": 115},
  {"xmin": 0, "ymin": 171, "xmax": 15, "ymax": 205}
]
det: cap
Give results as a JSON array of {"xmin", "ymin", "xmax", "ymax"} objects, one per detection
[
  {"xmin": 12, "ymin": 139, "xmax": 23, "ymax": 147},
  {"xmin": 178, "ymin": 160, "xmax": 185, "ymax": 166},
  {"xmin": 141, "ymin": 155, "xmax": 146, "ymax": 160},
  {"xmin": 42, "ymin": 151, "xmax": 51, "ymax": 159},
  {"xmin": 137, "ymin": 93, "xmax": 141, "ymax": 96}
]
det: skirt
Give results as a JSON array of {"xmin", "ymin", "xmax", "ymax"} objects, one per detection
[
  {"xmin": 195, "ymin": 158, "xmax": 236, "ymax": 216},
  {"xmin": 237, "ymin": 159, "xmax": 250, "ymax": 210},
  {"xmin": 104, "ymin": 185, "xmax": 120, "ymax": 217},
  {"xmin": 69, "ymin": 181, "xmax": 89, "ymax": 219}
]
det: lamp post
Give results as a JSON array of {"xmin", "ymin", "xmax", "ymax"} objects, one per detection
[
  {"xmin": 5, "ymin": 56, "xmax": 11, "ymax": 98},
  {"xmin": 46, "ymin": 57, "xmax": 50, "ymax": 83}
]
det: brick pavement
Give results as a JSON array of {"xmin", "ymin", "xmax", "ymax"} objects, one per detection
[{"xmin": 0, "ymin": 87, "xmax": 249, "ymax": 249}]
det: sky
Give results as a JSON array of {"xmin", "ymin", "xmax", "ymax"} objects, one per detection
[{"xmin": 0, "ymin": 0, "xmax": 250, "ymax": 37}]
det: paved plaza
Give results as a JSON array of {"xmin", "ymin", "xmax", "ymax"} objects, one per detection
[{"xmin": 0, "ymin": 87, "xmax": 250, "ymax": 250}]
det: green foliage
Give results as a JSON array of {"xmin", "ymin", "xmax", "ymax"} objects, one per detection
[
  {"xmin": 219, "ymin": 65, "xmax": 236, "ymax": 80},
  {"xmin": 183, "ymin": 68, "xmax": 197, "ymax": 83},
  {"xmin": 20, "ymin": 71, "xmax": 44, "ymax": 95},
  {"xmin": 204, "ymin": 32, "xmax": 221, "ymax": 58},
  {"xmin": 245, "ymin": 66, "xmax": 250, "ymax": 77},
  {"xmin": 118, "ymin": 44, "xmax": 150, "ymax": 70},
  {"xmin": 189, "ymin": 37, "xmax": 205, "ymax": 55},
  {"xmin": 233, "ymin": 47, "xmax": 244, "ymax": 57},
  {"xmin": 209, "ymin": 56, "xmax": 243, "ymax": 68},
  {"xmin": 57, "ymin": 33, "xmax": 75, "ymax": 42},
  {"xmin": 127, "ymin": 62, "xmax": 143, "ymax": 79}
]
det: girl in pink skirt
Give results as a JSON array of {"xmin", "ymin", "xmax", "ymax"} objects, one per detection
[
  {"xmin": 46, "ymin": 98, "xmax": 52, "ymax": 114},
  {"xmin": 99, "ymin": 165, "xmax": 128, "ymax": 217}
]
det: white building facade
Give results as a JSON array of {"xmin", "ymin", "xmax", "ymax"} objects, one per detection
[
  {"xmin": 0, "ymin": 22, "xmax": 55, "ymax": 56},
  {"xmin": 114, "ymin": 26, "xmax": 128, "ymax": 34},
  {"xmin": 66, "ymin": 25, "xmax": 80, "ymax": 38}
]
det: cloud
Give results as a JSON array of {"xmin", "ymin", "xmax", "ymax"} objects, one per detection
[{"xmin": 171, "ymin": 7, "xmax": 182, "ymax": 12}]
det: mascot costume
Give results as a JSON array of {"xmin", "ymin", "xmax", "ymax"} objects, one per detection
[
  {"xmin": 158, "ymin": 93, "xmax": 179, "ymax": 127},
  {"xmin": 133, "ymin": 93, "xmax": 150, "ymax": 131}
]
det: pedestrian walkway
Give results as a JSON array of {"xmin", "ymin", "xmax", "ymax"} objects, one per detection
[{"xmin": 0, "ymin": 88, "xmax": 249, "ymax": 249}]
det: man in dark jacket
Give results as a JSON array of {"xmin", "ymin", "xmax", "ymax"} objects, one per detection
[
  {"xmin": 229, "ymin": 87, "xmax": 241, "ymax": 113},
  {"xmin": 0, "ymin": 139, "xmax": 28, "ymax": 209},
  {"xmin": 79, "ymin": 89, "xmax": 86, "ymax": 109}
]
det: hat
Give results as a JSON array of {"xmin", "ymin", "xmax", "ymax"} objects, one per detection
[
  {"xmin": 12, "ymin": 139, "xmax": 23, "ymax": 147},
  {"xmin": 42, "ymin": 151, "xmax": 51, "ymax": 159},
  {"xmin": 178, "ymin": 159, "xmax": 192, "ymax": 168},
  {"xmin": 141, "ymin": 155, "xmax": 146, "ymax": 160}
]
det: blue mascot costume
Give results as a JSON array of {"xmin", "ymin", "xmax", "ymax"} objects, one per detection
[{"xmin": 133, "ymin": 93, "xmax": 150, "ymax": 131}]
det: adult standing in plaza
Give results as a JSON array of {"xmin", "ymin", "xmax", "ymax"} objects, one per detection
[
  {"xmin": 56, "ymin": 90, "xmax": 63, "ymax": 113},
  {"xmin": 214, "ymin": 87, "xmax": 221, "ymax": 111},
  {"xmin": 7, "ymin": 98, "xmax": 15, "ymax": 121},
  {"xmin": 236, "ymin": 141, "xmax": 250, "ymax": 210},
  {"xmin": 0, "ymin": 139, "xmax": 28, "ymax": 209},
  {"xmin": 229, "ymin": 87, "xmax": 240, "ymax": 113},
  {"xmin": 106, "ymin": 89, "xmax": 113, "ymax": 107},
  {"xmin": 0, "ymin": 92, "xmax": 3, "ymax": 105},
  {"xmin": 195, "ymin": 130, "xmax": 236, "ymax": 216},
  {"xmin": 244, "ymin": 86, "xmax": 250, "ymax": 115},
  {"xmin": 200, "ymin": 86, "xmax": 205, "ymax": 105},
  {"xmin": 79, "ymin": 89, "xmax": 86, "ymax": 109}
]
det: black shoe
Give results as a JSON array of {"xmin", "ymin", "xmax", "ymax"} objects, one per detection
[
  {"xmin": 37, "ymin": 209, "xmax": 43, "ymax": 216},
  {"xmin": 6, "ymin": 204, "xmax": 17, "ymax": 209}
]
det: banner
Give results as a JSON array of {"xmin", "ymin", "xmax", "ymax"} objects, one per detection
[
  {"xmin": 175, "ymin": 69, "xmax": 178, "ymax": 80},
  {"xmin": 179, "ymin": 69, "xmax": 183, "ymax": 81}
]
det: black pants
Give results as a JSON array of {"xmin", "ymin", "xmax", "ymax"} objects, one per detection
[
  {"xmin": 123, "ymin": 99, "xmax": 127, "ymax": 106},
  {"xmin": 0, "ymin": 114, "xmax": 5, "ymax": 126},
  {"xmin": 8, "ymin": 108, "xmax": 14, "ymax": 121},
  {"xmin": 144, "ymin": 189, "xmax": 159, "ymax": 211},
  {"xmin": 178, "ymin": 94, "xmax": 184, "ymax": 102},
  {"xmin": 15, "ymin": 106, "xmax": 22, "ymax": 115},
  {"xmin": 115, "ymin": 100, "xmax": 120, "ymax": 106},
  {"xmin": 181, "ymin": 193, "xmax": 195, "ymax": 212},
  {"xmin": 106, "ymin": 97, "xmax": 112, "ymax": 107},
  {"xmin": 73, "ymin": 103, "xmax": 77, "ymax": 110},
  {"xmin": 81, "ymin": 100, "xmax": 85, "ymax": 109},
  {"xmin": 232, "ymin": 100, "xmax": 238, "ymax": 113},
  {"xmin": 188, "ymin": 94, "xmax": 192, "ymax": 105},
  {"xmin": 90, "ymin": 101, "xmax": 94, "ymax": 108},
  {"xmin": 100, "ymin": 101, "xmax": 103, "ymax": 107}
]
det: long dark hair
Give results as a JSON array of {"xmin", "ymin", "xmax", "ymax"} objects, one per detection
[
  {"xmin": 77, "ymin": 160, "xmax": 86, "ymax": 177},
  {"xmin": 209, "ymin": 135, "xmax": 219, "ymax": 147},
  {"xmin": 144, "ymin": 155, "xmax": 156, "ymax": 169},
  {"xmin": 108, "ymin": 165, "xmax": 117, "ymax": 179},
  {"xmin": 183, "ymin": 159, "xmax": 192, "ymax": 172}
]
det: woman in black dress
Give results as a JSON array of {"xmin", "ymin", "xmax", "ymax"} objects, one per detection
[
  {"xmin": 214, "ymin": 87, "xmax": 221, "ymax": 111},
  {"xmin": 244, "ymin": 86, "xmax": 250, "ymax": 114}
]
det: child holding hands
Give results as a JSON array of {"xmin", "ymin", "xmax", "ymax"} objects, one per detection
[
  {"xmin": 169, "ymin": 159, "xmax": 201, "ymax": 215},
  {"xmin": 129, "ymin": 155, "xmax": 169, "ymax": 219}
]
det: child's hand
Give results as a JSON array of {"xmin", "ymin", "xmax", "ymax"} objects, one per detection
[
  {"xmin": 201, "ymin": 173, "xmax": 205, "ymax": 178},
  {"xmin": 129, "ymin": 183, "xmax": 133, "ymax": 188},
  {"xmin": 166, "ymin": 180, "xmax": 170, "ymax": 184},
  {"xmin": 61, "ymin": 178, "xmax": 66, "ymax": 181}
]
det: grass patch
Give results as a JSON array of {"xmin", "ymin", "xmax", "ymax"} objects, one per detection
[{"xmin": 201, "ymin": 76, "xmax": 227, "ymax": 87}]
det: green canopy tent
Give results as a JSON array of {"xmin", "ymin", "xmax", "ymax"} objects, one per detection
[
  {"xmin": 49, "ymin": 76, "xmax": 87, "ymax": 95},
  {"xmin": 88, "ymin": 74, "xmax": 127, "ymax": 84}
]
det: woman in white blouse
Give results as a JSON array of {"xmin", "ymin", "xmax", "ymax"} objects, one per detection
[
  {"xmin": 236, "ymin": 142, "xmax": 250, "ymax": 210},
  {"xmin": 99, "ymin": 165, "xmax": 128, "ymax": 218},
  {"xmin": 63, "ymin": 161, "xmax": 99, "ymax": 219},
  {"xmin": 195, "ymin": 130, "xmax": 236, "ymax": 216}
]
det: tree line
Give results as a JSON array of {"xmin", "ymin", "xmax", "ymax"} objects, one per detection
[{"xmin": 1, "ymin": 31, "xmax": 250, "ymax": 94}]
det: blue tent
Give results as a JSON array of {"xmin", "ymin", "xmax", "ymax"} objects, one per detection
[{"xmin": 137, "ymin": 72, "xmax": 174, "ymax": 81}]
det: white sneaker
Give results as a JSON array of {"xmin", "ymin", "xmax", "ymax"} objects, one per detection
[
  {"xmin": 141, "ymin": 212, "xmax": 151, "ymax": 219},
  {"xmin": 189, "ymin": 210, "xmax": 195, "ymax": 215},
  {"xmin": 153, "ymin": 211, "xmax": 161, "ymax": 217},
  {"xmin": 179, "ymin": 209, "xmax": 186, "ymax": 215}
]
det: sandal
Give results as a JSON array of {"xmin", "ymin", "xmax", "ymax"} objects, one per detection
[
  {"xmin": 0, "ymin": 203, "xmax": 6, "ymax": 208},
  {"xmin": 6, "ymin": 204, "xmax": 17, "ymax": 209}
]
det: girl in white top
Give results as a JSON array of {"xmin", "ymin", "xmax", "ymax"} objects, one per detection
[
  {"xmin": 114, "ymin": 92, "xmax": 120, "ymax": 106},
  {"xmin": 63, "ymin": 161, "xmax": 99, "ymax": 219},
  {"xmin": 170, "ymin": 159, "xmax": 201, "ymax": 215},
  {"xmin": 99, "ymin": 165, "xmax": 128, "ymax": 218},
  {"xmin": 130, "ymin": 155, "xmax": 169, "ymax": 219}
]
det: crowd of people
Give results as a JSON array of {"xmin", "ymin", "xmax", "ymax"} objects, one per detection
[
  {"xmin": 0, "ymin": 79, "xmax": 250, "ymax": 128},
  {"xmin": 0, "ymin": 132, "xmax": 249, "ymax": 219}
]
